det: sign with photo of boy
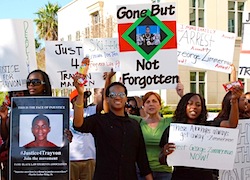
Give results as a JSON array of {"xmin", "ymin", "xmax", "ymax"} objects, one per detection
[
  {"xmin": 117, "ymin": 3, "xmax": 178, "ymax": 91},
  {"xmin": 10, "ymin": 97, "xmax": 69, "ymax": 180}
]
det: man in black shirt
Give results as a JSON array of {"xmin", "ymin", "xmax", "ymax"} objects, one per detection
[{"xmin": 73, "ymin": 75, "xmax": 152, "ymax": 180}]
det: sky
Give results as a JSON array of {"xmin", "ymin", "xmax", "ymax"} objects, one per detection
[
  {"xmin": 0, "ymin": 0, "xmax": 73, "ymax": 42},
  {"xmin": 0, "ymin": 0, "xmax": 73, "ymax": 19}
]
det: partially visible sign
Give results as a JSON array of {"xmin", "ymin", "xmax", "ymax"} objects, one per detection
[
  {"xmin": 0, "ymin": 19, "xmax": 37, "ymax": 91},
  {"xmin": 219, "ymin": 119, "xmax": 250, "ymax": 180},
  {"xmin": 238, "ymin": 11, "xmax": 250, "ymax": 79},
  {"xmin": 84, "ymin": 38, "xmax": 120, "ymax": 72},
  {"xmin": 168, "ymin": 123, "xmax": 239, "ymax": 170},
  {"xmin": 46, "ymin": 41, "xmax": 105, "ymax": 88}
]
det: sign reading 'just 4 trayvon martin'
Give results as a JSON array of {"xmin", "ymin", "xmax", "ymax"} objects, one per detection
[{"xmin": 117, "ymin": 3, "xmax": 178, "ymax": 91}]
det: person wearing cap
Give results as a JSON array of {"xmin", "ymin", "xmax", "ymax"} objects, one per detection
[{"xmin": 69, "ymin": 89, "xmax": 103, "ymax": 180}]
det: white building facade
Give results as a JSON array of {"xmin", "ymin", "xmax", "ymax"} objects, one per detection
[{"xmin": 58, "ymin": 0, "xmax": 250, "ymax": 109}]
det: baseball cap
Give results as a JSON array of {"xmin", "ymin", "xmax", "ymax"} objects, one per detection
[{"xmin": 70, "ymin": 89, "xmax": 92, "ymax": 102}]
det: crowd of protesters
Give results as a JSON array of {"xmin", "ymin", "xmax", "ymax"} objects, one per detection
[{"xmin": 0, "ymin": 61, "xmax": 249, "ymax": 180}]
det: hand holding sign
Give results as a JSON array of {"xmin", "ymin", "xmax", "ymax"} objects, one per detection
[
  {"xmin": 164, "ymin": 143, "xmax": 176, "ymax": 155},
  {"xmin": 72, "ymin": 73, "xmax": 85, "ymax": 96}
]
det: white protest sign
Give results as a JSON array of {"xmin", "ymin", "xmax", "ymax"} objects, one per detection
[
  {"xmin": 117, "ymin": 3, "xmax": 178, "ymax": 91},
  {"xmin": 168, "ymin": 123, "xmax": 239, "ymax": 170},
  {"xmin": 0, "ymin": 19, "xmax": 37, "ymax": 91},
  {"xmin": 177, "ymin": 24, "xmax": 236, "ymax": 73},
  {"xmin": 238, "ymin": 11, "xmax": 250, "ymax": 79},
  {"xmin": 46, "ymin": 41, "xmax": 105, "ymax": 88},
  {"xmin": 84, "ymin": 38, "xmax": 120, "ymax": 72},
  {"xmin": 219, "ymin": 119, "xmax": 250, "ymax": 180}
]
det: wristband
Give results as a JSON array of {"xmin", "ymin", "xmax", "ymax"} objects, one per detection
[{"xmin": 74, "ymin": 102, "xmax": 83, "ymax": 108}]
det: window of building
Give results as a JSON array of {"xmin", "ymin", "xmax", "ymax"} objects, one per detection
[
  {"xmin": 92, "ymin": 11, "xmax": 100, "ymax": 25},
  {"xmin": 190, "ymin": 71, "xmax": 206, "ymax": 97},
  {"xmin": 106, "ymin": 16, "xmax": 113, "ymax": 38},
  {"xmin": 189, "ymin": 0, "xmax": 205, "ymax": 27},
  {"xmin": 76, "ymin": 31, "xmax": 80, "ymax": 41},
  {"xmin": 228, "ymin": 0, "xmax": 244, "ymax": 37},
  {"xmin": 85, "ymin": 27, "xmax": 90, "ymax": 38},
  {"xmin": 68, "ymin": 34, "xmax": 72, "ymax": 41},
  {"xmin": 91, "ymin": 11, "xmax": 101, "ymax": 38}
]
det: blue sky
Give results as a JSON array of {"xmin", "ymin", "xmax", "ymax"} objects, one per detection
[
  {"xmin": 0, "ymin": 0, "xmax": 72, "ymax": 19},
  {"xmin": 0, "ymin": 0, "xmax": 73, "ymax": 43}
]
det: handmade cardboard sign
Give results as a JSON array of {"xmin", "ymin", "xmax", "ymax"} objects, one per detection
[
  {"xmin": 167, "ymin": 123, "xmax": 239, "ymax": 170},
  {"xmin": 45, "ymin": 41, "xmax": 105, "ymax": 88},
  {"xmin": 238, "ymin": 11, "xmax": 250, "ymax": 79},
  {"xmin": 177, "ymin": 24, "xmax": 236, "ymax": 73},
  {"xmin": 0, "ymin": 19, "xmax": 37, "ymax": 91},
  {"xmin": 117, "ymin": 3, "xmax": 178, "ymax": 91},
  {"xmin": 219, "ymin": 119, "xmax": 250, "ymax": 179}
]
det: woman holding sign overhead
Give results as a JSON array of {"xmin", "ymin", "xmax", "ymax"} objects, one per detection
[{"xmin": 159, "ymin": 87, "xmax": 242, "ymax": 180}]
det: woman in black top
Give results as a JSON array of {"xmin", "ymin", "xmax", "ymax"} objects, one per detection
[{"xmin": 159, "ymin": 87, "xmax": 242, "ymax": 180}]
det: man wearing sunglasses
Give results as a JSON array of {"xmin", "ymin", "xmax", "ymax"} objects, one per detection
[{"xmin": 72, "ymin": 73, "xmax": 153, "ymax": 180}]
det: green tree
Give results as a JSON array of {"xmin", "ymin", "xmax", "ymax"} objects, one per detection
[
  {"xmin": 34, "ymin": 2, "xmax": 61, "ymax": 40},
  {"xmin": 35, "ymin": 38, "xmax": 41, "ymax": 49}
]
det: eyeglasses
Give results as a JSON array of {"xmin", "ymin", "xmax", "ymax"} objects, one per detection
[
  {"xmin": 125, "ymin": 103, "xmax": 138, "ymax": 110},
  {"xmin": 26, "ymin": 79, "xmax": 45, "ymax": 86},
  {"xmin": 247, "ymin": 99, "xmax": 250, "ymax": 104},
  {"xmin": 108, "ymin": 92, "xmax": 126, "ymax": 99}
]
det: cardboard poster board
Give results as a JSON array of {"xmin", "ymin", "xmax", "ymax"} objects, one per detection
[
  {"xmin": 10, "ymin": 97, "xmax": 69, "ymax": 179},
  {"xmin": 219, "ymin": 119, "xmax": 250, "ymax": 179},
  {"xmin": 167, "ymin": 123, "xmax": 239, "ymax": 170},
  {"xmin": 83, "ymin": 38, "xmax": 120, "ymax": 72},
  {"xmin": 0, "ymin": 19, "xmax": 37, "ymax": 91},
  {"xmin": 45, "ymin": 41, "xmax": 105, "ymax": 88},
  {"xmin": 238, "ymin": 12, "xmax": 250, "ymax": 79},
  {"xmin": 117, "ymin": 3, "xmax": 178, "ymax": 91},
  {"xmin": 177, "ymin": 24, "xmax": 236, "ymax": 73}
]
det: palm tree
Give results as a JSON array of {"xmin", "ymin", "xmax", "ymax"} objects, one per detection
[
  {"xmin": 35, "ymin": 38, "xmax": 41, "ymax": 49},
  {"xmin": 34, "ymin": 2, "xmax": 61, "ymax": 40}
]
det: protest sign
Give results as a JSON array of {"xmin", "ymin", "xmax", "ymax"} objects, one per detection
[
  {"xmin": 0, "ymin": 19, "xmax": 37, "ymax": 91},
  {"xmin": 117, "ymin": 3, "xmax": 178, "ymax": 91},
  {"xmin": 46, "ymin": 41, "xmax": 105, "ymax": 88},
  {"xmin": 10, "ymin": 97, "xmax": 69, "ymax": 179},
  {"xmin": 238, "ymin": 11, "xmax": 250, "ymax": 79},
  {"xmin": 177, "ymin": 24, "xmax": 236, "ymax": 73},
  {"xmin": 83, "ymin": 38, "xmax": 120, "ymax": 72},
  {"xmin": 219, "ymin": 119, "xmax": 250, "ymax": 180},
  {"xmin": 167, "ymin": 123, "xmax": 239, "ymax": 170}
]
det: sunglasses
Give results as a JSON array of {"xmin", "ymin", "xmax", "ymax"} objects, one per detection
[
  {"xmin": 26, "ymin": 79, "xmax": 45, "ymax": 86},
  {"xmin": 247, "ymin": 99, "xmax": 250, "ymax": 104},
  {"xmin": 125, "ymin": 103, "xmax": 138, "ymax": 110},
  {"xmin": 108, "ymin": 92, "xmax": 126, "ymax": 99}
]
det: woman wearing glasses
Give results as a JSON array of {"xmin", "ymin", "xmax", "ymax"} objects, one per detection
[
  {"xmin": 26, "ymin": 69, "xmax": 52, "ymax": 96},
  {"xmin": 125, "ymin": 97, "xmax": 141, "ymax": 116},
  {"xmin": 0, "ymin": 69, "xmax": 53, "ymax": 180}
]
